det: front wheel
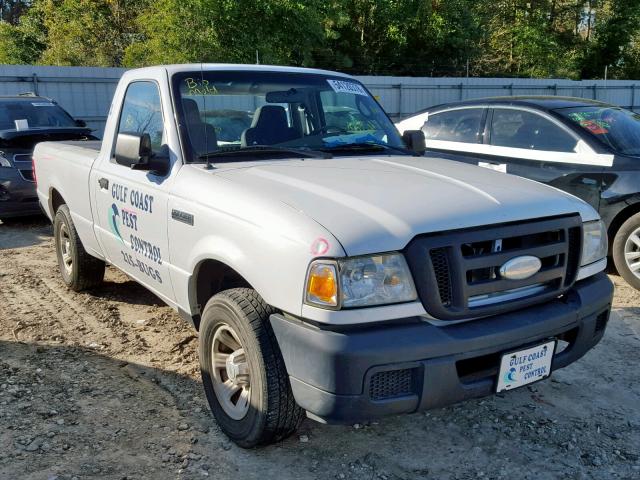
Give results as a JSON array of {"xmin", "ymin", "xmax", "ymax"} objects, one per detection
[
  {"xmin": 612, "ymin": 212, "xmax": 640, "ymax": 290},
  {"xmin": 199, "ymin": 288, "xmax": 303, "ymax": 447},
  {"xmin": 54, "ymin": 204, "xmax": 105, "ymax": 291}
]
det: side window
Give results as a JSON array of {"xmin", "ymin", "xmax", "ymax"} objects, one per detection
[
  {"xmin": 490, "ymin": 109, "xmax": 577, "ymax": 152},
  {"xmin": 422, "ymin": 109, "xmax": 484, "ymax": 144},
  {"xmin": 117, "ymin": 82, "xmax": 164, "ymax": 154}
]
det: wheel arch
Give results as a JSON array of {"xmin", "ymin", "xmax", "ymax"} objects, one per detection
[
  {"xmin": 49, "ymin": 187, "xmax": 66, "ymax": 217},
  {"xmin": 188, "ymin": 258, "xmax": 254, "ymax": 330},
  {"xmin": 606, "ymin": 199, "xmax": 640, "ymax": 256}
]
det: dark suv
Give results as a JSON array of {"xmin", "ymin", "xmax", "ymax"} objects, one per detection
[{"xmin": 0, "ymin": 94, "xmax": 96, "ymax": 220}]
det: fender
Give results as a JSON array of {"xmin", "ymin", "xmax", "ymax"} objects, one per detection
[
  {"xmin": 600, "ymin": 171, "xmax": 640, "ymax": 231},
  {"xmin": 173, "ymin": 229, "xmax": 346, "ymax": 319}
]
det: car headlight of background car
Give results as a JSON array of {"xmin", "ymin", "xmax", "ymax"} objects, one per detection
[
  {"xmin": 581, "ymin": 220, "xmax": 607, "ymax": 266},
  {"xmin": 305, "ymin": 252, "xmax": 417, "ymax": 309},
  {"xmin": 0, "ymin": 151, "xmax": 11, "ymax": 168}
]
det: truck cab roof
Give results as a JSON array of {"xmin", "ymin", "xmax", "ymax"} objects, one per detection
[{"xmin": 125, "ymin": 63, "xmax": 355, "ymax": 80}]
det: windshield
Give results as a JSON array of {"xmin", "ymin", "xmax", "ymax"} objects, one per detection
[
  {"xmin": 556, "ymin": 106, "xmax": 640, "ymax": 156},
  {"xmin": 0, "ymin": 100, "xmax": 77, "ymax": 131},
  {"xmin": 171, "ymin": 71, "xmax": 404, "ymax": 161}
]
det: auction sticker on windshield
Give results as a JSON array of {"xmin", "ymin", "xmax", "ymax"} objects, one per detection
[
  {"xmin": 327, "ymin": 79, "xmax": 368, "ymax": 96},
  {"xmin": 496, "ymin": 340, "xmax": 556, "ymax": 393}
]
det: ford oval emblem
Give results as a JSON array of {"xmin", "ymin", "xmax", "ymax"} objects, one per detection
[{"xmin": 499, "ymin": 256, "xmax": 542, "ymax": 280}]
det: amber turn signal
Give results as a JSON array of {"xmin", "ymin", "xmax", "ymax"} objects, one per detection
[{"xmin": 306, "ymin": 262, "xmax": 338, "ymax": 307}]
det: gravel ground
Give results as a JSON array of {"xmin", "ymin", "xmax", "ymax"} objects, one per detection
[{"xmin": 1, "ymin": 216, "xmax": 639, "ymax": 480}]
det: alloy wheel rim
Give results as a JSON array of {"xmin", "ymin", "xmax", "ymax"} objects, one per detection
[
  {"xmin": 58, "ymin": 222, "xmax": 73, "ymax": 276},
  {"xmin": 624, "ymin": 227, "xmax": 640, "ymax": 279},
  {"xmin": 211, "ymin": 324, "xmax": 251, "ymax": 420}
]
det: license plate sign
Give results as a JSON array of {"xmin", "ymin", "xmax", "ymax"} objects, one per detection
[{"xmin": 496, "ymin": 340, "xmax": 556, "ymax": 393}]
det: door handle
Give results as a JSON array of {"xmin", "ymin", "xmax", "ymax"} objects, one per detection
[{"xmin": 98, "ymin": 178, "xmax": 109, "ymax": 190}]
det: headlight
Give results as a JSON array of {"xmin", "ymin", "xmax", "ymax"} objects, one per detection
[
  {"xmin": 581, "ymin": 220, "xmax": 607, "ymax": 266},
  {"xmin": 0, "ymin": 151, "xmax": 10, "ymax": 167},
  {"xmin": 305, "ymin": 253, "xmax": 417, "ymax": 309}
]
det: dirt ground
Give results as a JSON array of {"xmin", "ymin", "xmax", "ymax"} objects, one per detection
[{"xmin": 0, "ymin": 216, "xmax": 639, "ymax": 480}]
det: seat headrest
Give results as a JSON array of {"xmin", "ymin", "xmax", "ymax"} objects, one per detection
[
  {"xmin": 251, "ymin": 105, "xmax": 289, "ymax": 128},
  {"xmin": 183, "ymin": 99, "xmax": 202, "ymax": 125}
]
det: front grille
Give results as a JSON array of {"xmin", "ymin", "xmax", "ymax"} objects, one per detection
[
  {"xmin": 430, "ymin": 247, "xmax": 452, "ymax": 306},
  {"xmin": 405, "ymin": 215, "xmax": 582, "ymax": 320},
  {"xmin": 13, "ymin": 154, "xmax": 34, "ymax": 183},
  {"xmin": 369, "ymin": 368, "xmax": 415, "ymax": 401}
]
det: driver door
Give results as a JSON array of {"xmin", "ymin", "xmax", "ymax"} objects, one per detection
[{"xmin": 91, "ymin": 79, "xmax": 177, "ymax": 304}]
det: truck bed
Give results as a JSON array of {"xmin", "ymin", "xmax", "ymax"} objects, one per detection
[
  {"xmin": 34, "ymin": 139, "xmax": 105, "ymax": 259},
  {"xmin": 48, "ymin": 139, "xmax": 102, "ymax": 153}
]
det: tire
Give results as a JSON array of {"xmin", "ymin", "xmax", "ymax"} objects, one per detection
[
  {"xmin": 612, "ymin": 212, "xmax": 640, "ymax": 290},
  {"xmin": 199, "ymin": 288, "xmax": 303, "ymax": 447},
  {"xmin": 54, "ymin": 204, "xmax": 105, "ymax": 291}
]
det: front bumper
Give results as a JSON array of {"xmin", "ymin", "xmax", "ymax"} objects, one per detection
[
  {"xmin": 0, "ymin": 170, "xmax": 41, "ymax": 218},
  {"xmin": 270, "ymin": 272, "xmax": 613, "ymax": 424}
]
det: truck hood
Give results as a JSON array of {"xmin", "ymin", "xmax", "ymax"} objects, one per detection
[{"xmin": 214, "ymin": 155, "xmax": 597, "ymax": 256}]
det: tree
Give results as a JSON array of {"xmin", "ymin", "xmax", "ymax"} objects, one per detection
[
  {"xmin": 0, "ymin": 22, "xmax": 22, "ymax": 63},
  {"xmin": 620, "ymin": 31, "xmax": 640, "ymax": 78},
  {"xmin": 124, "ymin": 0, "xmax": 325, "ymax": 67},
  {"xmin": 473, "ymin": 1, "xmax": 584, "ymax": 78},
  {"xmin": 123, "ymin": 0, "xmax": 217, "ymax": 66},
  {"xmin": 2, "ymin": 0, "xmax": 640, "ymax": 79},
  {"xmin": 214, "ymin": 0, "xmax": 325, "ymax": 66},
  {"xmin": 0, "ymin": 0, "xmax": 29, "ymax": 23},
  {"xmin": 37, "ymin": 0, "xmax": 146, "ymax": 66},
  {"xmin": 579, "ymin": 0, "xmax": 640, "ymax": 78},
  {"xmin": 403, "ymin": 0, "xmax": 483, "ymax": 76},
  {"xmin": 0, "ymin": 1, "xmax": 47, "ymax": 64},
  {"xmin": 313, "ymin": 0, "xmax": 483, "ymax": 76}
]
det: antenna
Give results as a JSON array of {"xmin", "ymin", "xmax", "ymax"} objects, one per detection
[
  {"xmin": 256, "ymin": 50, "xmax": 259, "ymax": 65},
  {"xmin": 200, "ymin": 63, "xmax": 212, "ymax": 170}
]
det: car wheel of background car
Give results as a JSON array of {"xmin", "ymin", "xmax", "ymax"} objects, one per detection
[
  {"xmin": 612, "ymin": 212, "xmax": 640, "ymax": 290},
  {"xmin": 54, "ymin": 204, "xmax": 105, "ymax": 291},
  {"xmin": 199, "ymin": 288, "xmax": 303, "ymax": 448}
]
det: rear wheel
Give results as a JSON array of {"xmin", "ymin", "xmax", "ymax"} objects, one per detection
[
  {"xmin": 54, "ymin": 204, "xmax": 105, "ymax": 291},
  {"xmin": 612, "ymin": 212, "xmax": 640, "ymax": 290},
  {"xmin": 199, "ymin": 288, "xmax": 303, "ymax": 447}
]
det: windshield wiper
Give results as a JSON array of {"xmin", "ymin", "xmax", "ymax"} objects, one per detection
[
  {"xmin": 320, "ymin": 142, "xmax": 415, "ymax": 156},
  {"xmin": 199, "ymin": 145, "xmax": 331, "ymax": 164}
]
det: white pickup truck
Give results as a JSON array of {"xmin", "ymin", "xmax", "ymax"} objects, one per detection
[{"xmin": 34, "ymin": 64, "xmax": 613, "ymax": 447}]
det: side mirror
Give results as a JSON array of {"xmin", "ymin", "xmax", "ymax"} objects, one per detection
[
  {"xmin": 75, "ymin": 119, "xmax": 87, "ymax": 128},
  {"xmin": 402, "ymin": 130, "xmax": 426, "ymax": 155},
  {"xmin": 114, "ymin": 133, "xmax": 169, "ymax": 175}
]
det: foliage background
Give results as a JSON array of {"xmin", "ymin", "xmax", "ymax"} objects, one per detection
[{"xmin": 1, "ymin": 0, "xmax": 640, "ymax": 79}]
